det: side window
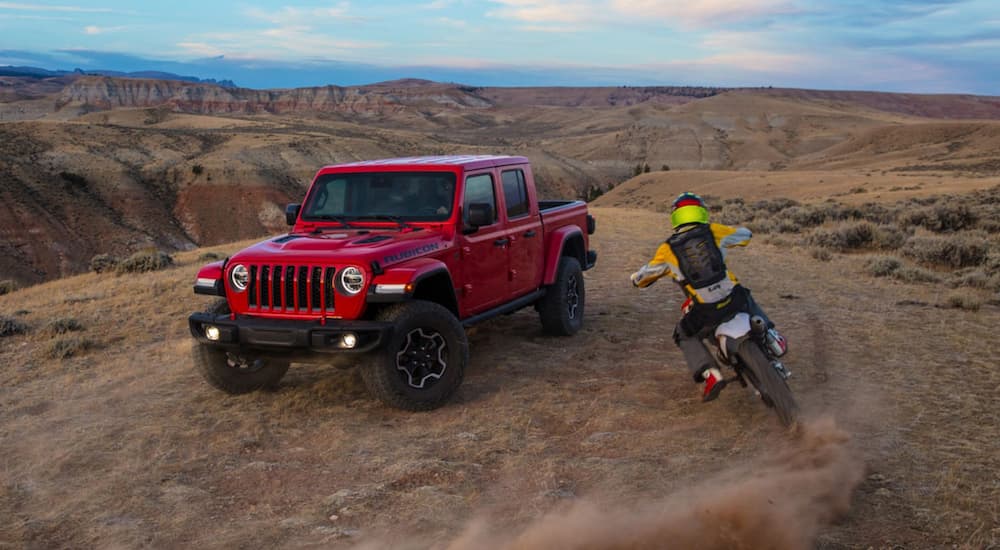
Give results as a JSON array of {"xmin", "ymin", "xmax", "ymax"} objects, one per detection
[
  {"xmin": 464, "ymin": 173, "xmax": 497, "ymax": 225},
  {"xmin": 501, "ymin": 169, "xmax": 529, "ymax": 218}
]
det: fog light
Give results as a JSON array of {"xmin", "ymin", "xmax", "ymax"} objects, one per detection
[
  {"xmin": 341, "ymin": 333, "xmax": 358, "ymax": 349},
  {"xmin": 205, "ymin": 325, "xmax": 221, "ymax": 341}
]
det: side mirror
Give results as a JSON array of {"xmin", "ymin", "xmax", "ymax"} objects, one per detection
[
  {"xmin": 285, "ymin": 203, "xmax": 301, "ymax": 226},
  {"xmin": 466, "ymin": 202, "xmax": 494, "ymax": 230}
]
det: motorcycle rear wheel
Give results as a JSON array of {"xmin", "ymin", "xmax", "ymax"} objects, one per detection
[{"xmin": 740, "ymin": 341, "xmax": 799, "ymax": 427}]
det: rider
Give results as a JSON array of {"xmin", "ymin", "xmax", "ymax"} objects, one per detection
[{"xmin": 630, "ymin": 192, "xmax": 786, "ymax": 402}]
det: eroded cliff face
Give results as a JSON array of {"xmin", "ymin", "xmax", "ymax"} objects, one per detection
[{"xmin": 56, "ymin": 76, "xmax": 494, "ymax": 115}]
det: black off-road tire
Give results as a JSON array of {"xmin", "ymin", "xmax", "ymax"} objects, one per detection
[
  {"xmin": 538, "ymin": 256, "xmax": 585, "ymax": 336},
  {"xmin": 193, "ymin": 299, "xmax": 290, "ymax": 394},
  {"xmin": 740, "ymin": 341, "xmax": 799, "ymax": 427},
  {"xmin": 360, "ymin": 301, "xmax": 468, "ymax": 411}
]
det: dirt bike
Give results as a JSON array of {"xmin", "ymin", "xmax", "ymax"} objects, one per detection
[{"xmin": 683, "ymin": 297, "xmax": 799, "ymax": 427}]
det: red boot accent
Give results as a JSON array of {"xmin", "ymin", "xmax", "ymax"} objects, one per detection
[{"xmin": 702, "ymin": 368, "xmax": 726, "ymax": 402}]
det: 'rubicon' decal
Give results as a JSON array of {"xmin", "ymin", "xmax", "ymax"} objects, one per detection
[{"xmin": 383, "ymin": 243, "xmax": 440, "ymax": 265}]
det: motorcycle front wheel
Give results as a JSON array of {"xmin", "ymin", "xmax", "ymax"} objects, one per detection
[{"xmin": 739, "ymin": 341, "xmax": 799, "ymax": 427}]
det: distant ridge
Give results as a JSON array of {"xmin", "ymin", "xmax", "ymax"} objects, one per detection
[{"xmin": 0, "ymin": 65, "xmax": 237, "ymax": 88}]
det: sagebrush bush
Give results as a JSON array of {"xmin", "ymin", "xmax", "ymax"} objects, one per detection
[
  {"xmin": 1, "ymin": 315, "xmax": 28, "ymax": 337},
  {"xmin": 48, "ymin": 337, "xmax": 94, "ymax": 359},
  {"xmin": 810, "ymin": 248, "xmax": 832, "ymax": 262},
  {"xmin": 90, "ymin": 254, "xmax": 118, "ymax": 274},
  {"xmin": 870, "ymin": 225, "xmax": 908, "ymax": 250},
  {"xmin": 718, "ymin": 203, "xmax": 754, "ymax": 226},
  {"xmin": 115, "ymin": 250, "xmax": 174, "ymax": 274},
  {"xmin": 808, "ymin": 221, "xmax": 878, "ymax": 251},
  {"xmin": 902, "ymin": 234, "xmax": 989, "ymax": 268},
  {"xmin": 45, "ymin": 317, "xmax": 84, "ymax": 334},
  {"xmin": 944, "ymin": 291, "xmax": 982, "ymax": 311},
  {"xmin": 751, "ymin": 198, "xmax": 798, "ymax": 215},
  {"xmin": 901, "ymin": 204, "xmax": 978, "ymax": 232},
  {"xmin": 198, "ymin": 252, "xmax": 222, "ymax": 262},
  {"xmin": 0, "ymin": 279, "xmax": 16, "ymax": 296},
  {"xmin": 865, "ymin": 256, "xmax": 902, "ymax": 277},
  {"xmin": 892, "ymin": 266, "xmax": 942, "ymax": 284},
  {"xmin": 784, "ymin": 205, "xmax": 827, "ymax": 228}
]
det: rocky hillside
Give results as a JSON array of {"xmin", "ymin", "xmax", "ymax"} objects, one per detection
[{"xmin": 3, "ymin": 76, "xmax": 1000, "ymax": 287}]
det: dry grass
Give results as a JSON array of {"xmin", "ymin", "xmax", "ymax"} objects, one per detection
[{"xmin": 0, "ymin": 211, "xmax": 997, "ymax": 548}]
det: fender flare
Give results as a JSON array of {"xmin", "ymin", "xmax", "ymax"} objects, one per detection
[
  {"xmin": 542, "ymin": 226, "xmax": 585, "ymax": 285},
  {"xmin": 194, "ymin": 260, "xmax": 226, "ymax": 296},
  {"xmin": 368, "ymin": 258, "xmax": 456, "ymax": 306}
]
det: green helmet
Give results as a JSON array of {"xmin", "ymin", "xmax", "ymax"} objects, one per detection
[{"xmin": 670, "ymin": 192, "xmax": 709, "ymax": 229}]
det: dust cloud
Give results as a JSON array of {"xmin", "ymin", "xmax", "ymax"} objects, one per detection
[{"xmin": 443, "ymin": 417, "xmax": 864, "ymax": 550}]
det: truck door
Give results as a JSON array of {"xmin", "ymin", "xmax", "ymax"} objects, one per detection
[
  {"xmin": 500, "ymin": 167, "xmax": 543, "ymax": 298},
  {"xmin": 459, "ymin": 171, "xmax": 509, "ymax": 314}
]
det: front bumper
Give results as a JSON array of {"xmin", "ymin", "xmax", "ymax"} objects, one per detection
[{"xmin": 188, "ymin": 312, "xmax": 392, "ymax": 354}]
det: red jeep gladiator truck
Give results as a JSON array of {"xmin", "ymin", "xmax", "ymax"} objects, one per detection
[{"xmin": 189, "ymin": 155, "xmax": 596, "ymax": 410}]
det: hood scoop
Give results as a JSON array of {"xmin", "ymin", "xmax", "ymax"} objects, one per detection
[{"xmin": 272, "ymin": 235, "xmax": 303, "ymax": 244}]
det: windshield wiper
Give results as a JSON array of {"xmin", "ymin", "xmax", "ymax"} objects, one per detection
[
  {"xmin": 353, "ymin": 214, "xmax": 414, "ymax": 230},
  {"xmin": 308, "ymin": 215, "xmax": 353, "ymax": 230}
]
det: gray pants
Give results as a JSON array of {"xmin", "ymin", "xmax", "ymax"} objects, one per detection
[{"xmin": 673, "ymin": 290, "xmax": 773, "ymax": 383}]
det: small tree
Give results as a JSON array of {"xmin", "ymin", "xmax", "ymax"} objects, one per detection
[{"xmin": 643, "ymin": 163, "xmax": 651, "ymax": 173}]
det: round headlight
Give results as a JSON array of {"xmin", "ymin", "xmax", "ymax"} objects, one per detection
[
  {"xmin": 339, "ymin": 266, "xmax": 365, "ymax": 295},
  {"xmin": 230, "ymin": 264, "xmax": 249, "ymax": 292}
]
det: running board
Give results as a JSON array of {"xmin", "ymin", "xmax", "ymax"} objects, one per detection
[{"xmin": 461, "ymin": 289, "xmax": 546, "ymax": 328}]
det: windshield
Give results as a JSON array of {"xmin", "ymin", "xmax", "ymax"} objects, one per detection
[{"xmin": 302, "ymin": 171, "xmax": 456, "ymax": 223}]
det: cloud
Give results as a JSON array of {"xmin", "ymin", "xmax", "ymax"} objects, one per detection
[
  {"xmin": 436, "ymin": 16, "xmax": 468, "ymax": 28},
  {"xmin": 609, "ymin": 0, "xmax": 796, "ymax": 26},
  {"xmin": 0, "ymin": 2, "xmax": 112, "ymax": 12},
  {"xmin": 173, "ymin": 3, "xmax": 380, "ymax": 61},
  {"xmin": 486, "ymin": 0, "xmax": 796, "ymax": 29},
  {"xmin": 487, "ymin": 0, "xmax": 601, "ymax": 26},
  {"xmin": 244, "ymin": 3, "xmax": 358, "ymax": 25},
  {"xmin": 84, "ymin": 25, "xmax": 127, "ymax": 35}
]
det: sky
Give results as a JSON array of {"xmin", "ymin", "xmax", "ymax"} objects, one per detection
[{"xmin": 1, "ymin": 0, "xmax": 998, "ymax": 93}]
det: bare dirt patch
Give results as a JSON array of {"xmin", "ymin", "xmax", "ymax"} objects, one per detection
[{"xmin": 1, "ymin": 207, "xmax": 997, "ymax": 548}]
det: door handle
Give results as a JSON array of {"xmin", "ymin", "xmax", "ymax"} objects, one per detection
[
  {"xmin": 524, "ymin": 230, "xmax": 537, "ymax": 238},
  {"xmin": 494, "ymin": 238, "xmax": 510, "ymax": 247}
]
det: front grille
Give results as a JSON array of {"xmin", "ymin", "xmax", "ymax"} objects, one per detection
[{"xmin": 248, "ymin": 264, "xmax": 336, "ymax": 313}]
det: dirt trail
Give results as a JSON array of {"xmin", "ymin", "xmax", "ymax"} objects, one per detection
[
  {"xmin": 1, "ymin": 206, "xmax": 998, "ymax": 548},
  {"xmin": 424, "ymin": 419, "xmax": 863, "ymax": 550}
]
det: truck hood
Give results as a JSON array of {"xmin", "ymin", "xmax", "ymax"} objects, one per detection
[{"xmin": 230, "ymin": 227, "xmax": 450, "ymax": 268}]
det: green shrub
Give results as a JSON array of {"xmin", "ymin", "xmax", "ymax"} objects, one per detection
[
  {"xmin": 45, "ymin": 317, "xmax": 84, "ymax": 335},
  {"xmin": 48, "ymin": 337, "xmax": 95, "ymax": 359},
  {"xmin": 1, "ymin": 315, "xmax": 28, "ymax": 337},
  {"xmin": 865, "ymin": 256, "xmax": 902, "ymax": 277},
  {"xmin": 0, "ymin": 279, "xmax": 17, "ymax": 296},
  {"xmin": 198, "ymin": 252, "xmax": 222, "ymax": 262},
  {"xmin": 192, "ymin": 164, "xmax": 204, "ymax": 175},
  {"xmin": 902, "ymin": 234, "xmax": 989, "ymax": 268},
  {"xmin": 115, "ymin": 250, "xmax": 174, "ymax": 274},
  {"xmin": 90, "ymin": 254, "xmax": 119, "ymax": 274}
]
